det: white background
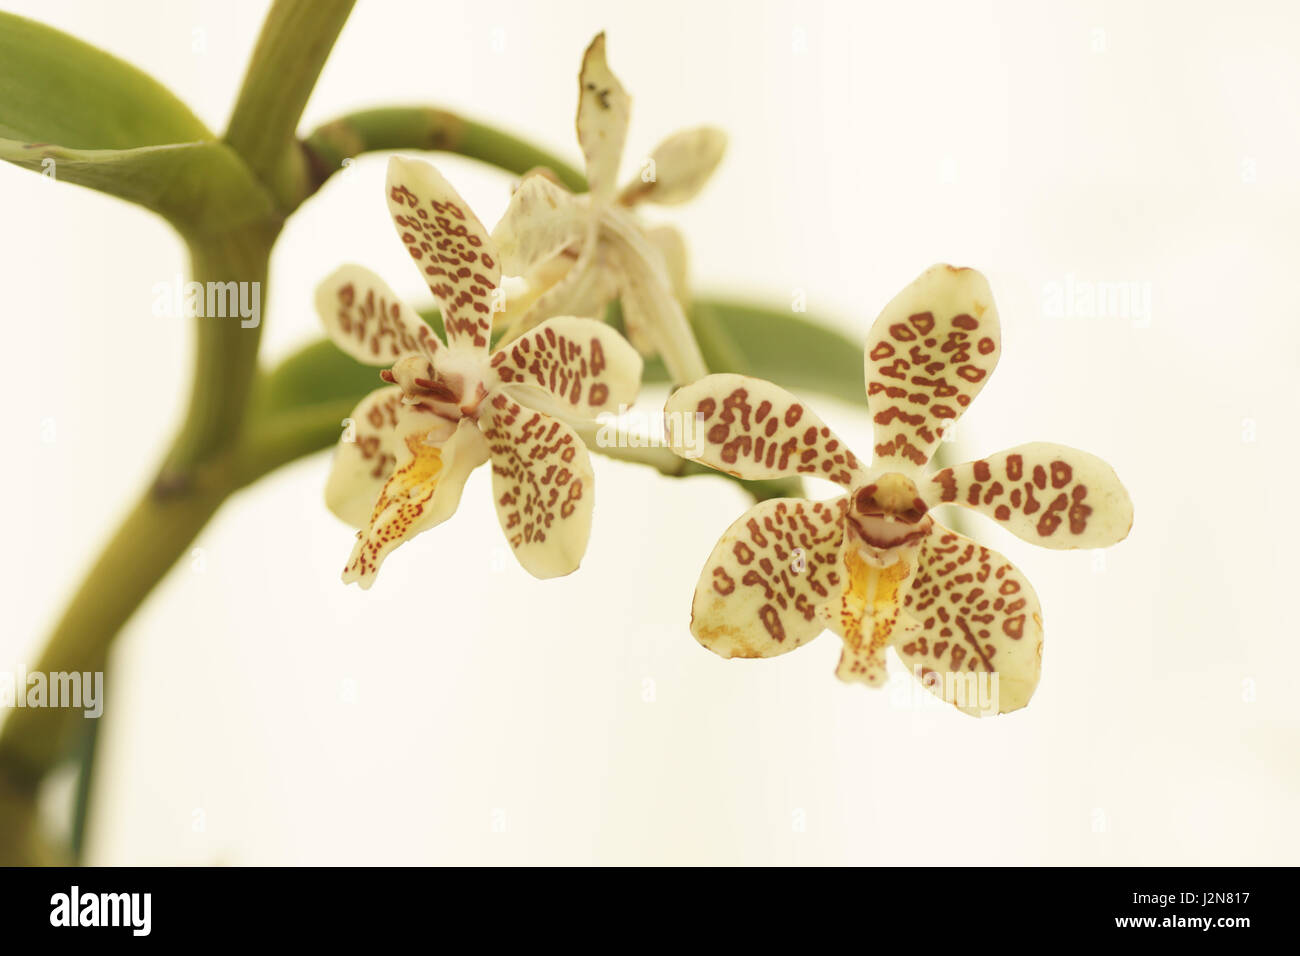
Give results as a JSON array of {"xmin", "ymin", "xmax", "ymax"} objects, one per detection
[{"xmin": 2, "ymin": 0, "xmax": 1297, "ymax": 864}]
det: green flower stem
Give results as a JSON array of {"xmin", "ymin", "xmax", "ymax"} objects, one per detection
[
  {"xmin": 68, "ymin": 702, "xmax": 102, "ymax": 861},
  {"xmin": 163, "ymin": 223, "xmax": 278, "ymax": 475},
  {"xmin": 0, "ymin": 0, "xmax": 361, "ymax": 865},
  {"xmin": 224, "ymin": 0, "xmax": 356, "ymax": 208},
  {"xmin": 0, "ymin": 477, "xmax": 230, "ymax": 781},
  {"xmin": 301, "ymin": 107, "xmax": 587, "ymax": 198},
  {"xmin": 0, "ymin": 224, "xmax": 276, "ymax": 865},
  {"xmin": 0, "ymin": 772, "xmax": 59, "ymax": 866},
  {"xmin": 0, "ymin": 221, "xmax": 271, "ymax": 863}
]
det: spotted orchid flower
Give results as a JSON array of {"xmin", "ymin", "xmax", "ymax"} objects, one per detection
[
  {"xmin": 316, "ymin": 157, "xmax": 643, "ymax": 588},
  {"xmin": 490, "ymin": 32, "xmax": 726, "ymax": 385},
  {"xmin": 664, "ymin": 265, "xmax": 1133, "ymax": 716}
]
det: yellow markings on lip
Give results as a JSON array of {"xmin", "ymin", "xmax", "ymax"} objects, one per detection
[
  {"xmin": 835, "ymin": 546, "xmax": 912, "ymax": 686},
  {"xmin": 366, "ymin": 432, "xmax": 444, "ymax": 525},
  {"xmin": 344, "ymin": 432, "xmax": 446, "ymax": 586}
]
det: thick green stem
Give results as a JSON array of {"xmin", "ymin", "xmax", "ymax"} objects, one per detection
[
  {"xmin": 0, "ymin": 469, "xmax": 232, "ymax": 864},
  {"xmin": 0, "ymin": 223, "xmax": 261, "ymax": 864},
  {"xmin": 69, "ymin": 700, "xmax": 102, "ymax": 862},
  {"xmin": 164, "ymin": 223, "xmax": 278, "ymax": 475},
  {"xmin": 0, "ymin": 476, "xmax": 229, "ymax": 790},
  {"xmin": 224, "ymin": 0, "xmax": 356, "ymax": 207},
  {"xmin": 0, "ymin": 0, "xmax": 359, "ymax": 864}
]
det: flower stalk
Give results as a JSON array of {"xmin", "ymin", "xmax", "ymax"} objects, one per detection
[{"xmin": 302, "ymin": 107, "xmax": 587, "ymax": 196}]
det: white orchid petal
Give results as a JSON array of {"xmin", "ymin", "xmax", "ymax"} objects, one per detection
[
  {"xmin": 865, "ymin": 264, "xmax": 1000, "ymax": 471},
  {"xmin": 576, "ymin": 33, "xmax": 630, "ymax": 201},
  {"xmin": 896, "ymin": 526, "xmax": 1044, "ymax": 716},
  {"xmin": 481, "ymin": 395, "xmax": 595, "ymax": 579},
  {"xmin": 620, "ymin": 126, "xmax": 726, "ymax": 206},
  {"xmin": 490, "ymin": 174, "xmax": 587, "ymax": 277},
  {"xmin": 691, "ymin": 496, "xmax": 847, "ymax": 660},
  {"xmin": 604, "ymin": 213, "xmax": 706, "ymax": 382},
  {"xmin": 924, "ymin": 442, "xmax": 1133, "ymax": 550},
  {"xmin": 315, "ymin": 265, "xmax": 439, "ymax": 366},
  {"xmin": 386, "ymin": 156, "xmax": 499, "ymax": 353},
  {"xmin": 665, "ymin": 374, "xmax": 866, "ymax": 485},
  {"xmin": 490, "ymin": 316, "xmax": 642, "ymax": 419}
]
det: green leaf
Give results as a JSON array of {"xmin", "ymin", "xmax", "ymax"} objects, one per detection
[
  {"xmin": 693, "ymin": 300, "xmax": 866, "ymax": 405},
  {"xmin": 0, "ymin": 14, "xmax": 274, "ymax": 233},
  {"xmin": 252, "ymin": 339, "xmax": 380, "ymax": 416},
  {"xmin": 0, "ymin": 139, "xmax": 275, "ymax": 235},
  {"xmin": 252, "ymin": 310, "xmax": 446, "ymax": 416},
  {"xmin": 0, "ymin": 12, "xmax": 210, "ymax": 147},
  {"xmin": 609, "ymin": 299, "xmax": 866, "ymax": 405}
]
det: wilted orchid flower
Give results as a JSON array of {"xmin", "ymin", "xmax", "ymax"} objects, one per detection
[
  {"xmin": 664, "ymin": 265, "xmax": 1133, "ymax": 716},
  {"xmin": 490, "ymin": 32, "xmax": 726, "ymax": 384},
  {"xmin": 316, "ymin": 156, "xmax": 642, "ymax": 588}
]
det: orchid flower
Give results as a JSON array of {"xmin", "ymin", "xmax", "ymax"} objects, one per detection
[
  {"xmin": 316, "ymin": 156, "xmax": 643, "ymax": 588},
  {"xmin": 490, "ymin": 32, "xmax": 726, "ymax": 385},
  {"xmin": 664, "ymin": 265, "xmax": 1133, "ymax": 716}
]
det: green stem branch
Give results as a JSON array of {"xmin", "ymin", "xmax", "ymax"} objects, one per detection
[
  {"xmin": 300, "ymin": 107, "xmax": 586, "ymax": 200},
  {"xmin": 0, "ymin": 0, "xmax": 359, "ymax": 864},
  {"xmin": 163, "ymin": 224, "xmax": 278, "ymax": 475},
  {"xmin": 224, "ymin": 0, "xmax": 356, "ymax": 207},
  {"xmin": 0, "ymin": 476, "xmax": 230, "ymax": 789}
]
